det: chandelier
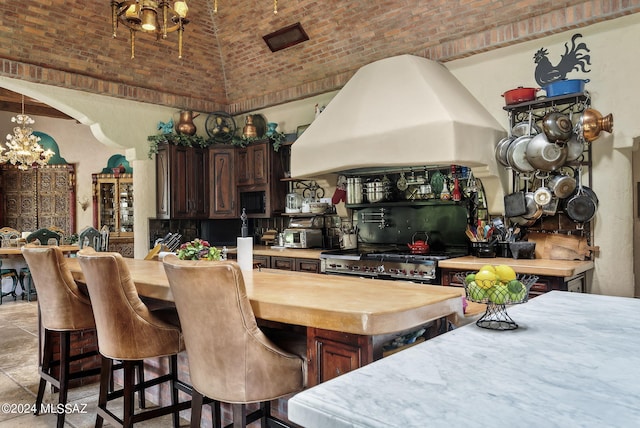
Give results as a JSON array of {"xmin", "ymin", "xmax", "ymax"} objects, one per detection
[
  {"xmin": 0, "ymin": 95, "xmax": 54, "ymax": 171},
  {"xmin": 111, "ymin": 1, "xmax": 190, "ymax": 59}
]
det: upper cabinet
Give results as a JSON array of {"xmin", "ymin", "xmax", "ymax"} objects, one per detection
[
  {"xmin": 156, "ymin": 143, "xmax": 209, "ymax": 219},
  {"xmin": 209, "ymin": 145, "xmax": 237, "ymax": 218},
  {"xmin": 236, "ymin": 140, "xmax": 287, "ymax": 218},
  {"xmin": 236, "ymin": 140, "xmax": 269, "ymax": 186}
]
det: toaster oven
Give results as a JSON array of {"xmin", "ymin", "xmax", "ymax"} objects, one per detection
[{"xmin": 283, "ymin": 228, "xmax": 323, "ymax": 249}]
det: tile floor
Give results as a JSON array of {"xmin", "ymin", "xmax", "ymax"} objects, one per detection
[{"xmin": 0, "ymin": 297, "xmax": 183, "ymax": 427}]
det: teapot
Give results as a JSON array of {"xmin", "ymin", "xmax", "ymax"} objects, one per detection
[{"xmin": 407, "ymin": 231, "xmax": 430, "ymax": 254}]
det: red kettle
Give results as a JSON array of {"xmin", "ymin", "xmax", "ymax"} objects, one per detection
[{"xmin": 407, "ymin": 232, "xmax": 430, "ymax": 254}]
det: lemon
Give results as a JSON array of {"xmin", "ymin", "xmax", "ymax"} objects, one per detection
[
  {"xmin": 479, "ymin": 264, "xmax": 496, "ymax": 274},
  {"xmin": 495, "ymin": 265, "xmax": 516, "ymax": 283},
  {"xmin": 474, "ymin": 270, "xmax": 496, "ymax": 290}
]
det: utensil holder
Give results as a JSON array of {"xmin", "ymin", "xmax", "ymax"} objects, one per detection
[{"xmin": 471, "ymin": 241, "xmax": 496, "ymax": 258}]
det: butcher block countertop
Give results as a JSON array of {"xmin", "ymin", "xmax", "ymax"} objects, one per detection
[
  {"xmin": 66, "ymin": 258, "xmax": 465, "ymax": 336},
  {"xmin": 439, "ymin": 256, "xmax": 594, "ymax": 278}
]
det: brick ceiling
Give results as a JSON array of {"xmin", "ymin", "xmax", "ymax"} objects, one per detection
[{"xmin": 0, "ymin": 1, "xmax": 637, "ymax": 115}]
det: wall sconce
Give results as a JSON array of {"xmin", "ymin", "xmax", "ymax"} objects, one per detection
[{"xmin": 78, "ymin": 195, "xmax": 91, "ymax": 212}]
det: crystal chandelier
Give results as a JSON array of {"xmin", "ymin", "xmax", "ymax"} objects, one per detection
[
  {"xmin": 0, "ymin": 95, "xmax": 54, "ymax": 171},
  {"xmin": 111, "ymin": 1, "xmax": 190, "ymax": 59}
]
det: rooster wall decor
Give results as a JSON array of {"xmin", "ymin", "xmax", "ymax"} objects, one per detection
[{"xmin": 533, "ymin": 33, "xmax": 591, "ymax": 87}]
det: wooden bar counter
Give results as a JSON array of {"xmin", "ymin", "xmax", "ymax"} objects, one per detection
[{"xmin": 65, "ymin": 258, "xmax": 464, "ymax": 386}]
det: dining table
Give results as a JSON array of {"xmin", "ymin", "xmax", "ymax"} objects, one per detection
[{"xmin": 65, "ymin": 256, "xmax": 468, "ymax": 386}]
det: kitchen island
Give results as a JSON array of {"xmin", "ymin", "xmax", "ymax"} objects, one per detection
[
  {"xmin": 65, "ymin": 258, "xmax": 467, "ymax": 386},
  {"xmin": 288, "ymin": 291, "xmax": 640, "ymax": 427}
]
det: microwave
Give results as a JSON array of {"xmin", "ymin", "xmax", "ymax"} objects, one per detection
[{"xmin": 283, "ymin": 228, "xmax": 323, "ymax": 249}]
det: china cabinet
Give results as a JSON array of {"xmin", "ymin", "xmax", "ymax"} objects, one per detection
[{"xmin": 92, "ymin": 173, "xmax": 133, "ymax": 237}]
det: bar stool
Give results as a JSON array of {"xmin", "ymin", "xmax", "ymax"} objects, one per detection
[
  {"xmin": 163, "ymin": 256, "xmax": 306, "ymax": 428},
  {"xmin": 21, "ymin": 246, "xmax": 102, "ymax": 428},
  {"xmin": 77, "ymin": 249, "xmax": 191, "ymax": 428}
]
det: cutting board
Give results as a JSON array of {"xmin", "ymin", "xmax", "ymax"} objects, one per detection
[{"xmin": 526, "ymin": 232, "xmax": 598, "ymax": 260}]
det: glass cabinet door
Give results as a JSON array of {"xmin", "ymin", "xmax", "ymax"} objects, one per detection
[
  {"xmin": 98, "ymin": 179, "xmax": 117, "ymax": 232},
  {"xmin": 118, "ymin": 179, "xmax": 134, "ymax": 233}
]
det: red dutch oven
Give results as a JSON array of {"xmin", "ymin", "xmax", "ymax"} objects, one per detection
[{"xmin": 502, "ymin": 87, "xmax": 540, "ymax": 105}]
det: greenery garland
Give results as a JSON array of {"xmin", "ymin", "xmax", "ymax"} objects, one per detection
[{"xmin": 148, "ymin": 131, "xmax": 287, "ymax": 159}]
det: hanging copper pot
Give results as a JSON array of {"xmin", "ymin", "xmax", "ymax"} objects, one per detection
[{"xmin": 579, "ymin": 108, "xmax": 613, "ymax": 142}]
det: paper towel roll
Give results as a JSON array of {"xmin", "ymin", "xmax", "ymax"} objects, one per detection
[{"xmin": 237, "ymin": 237, "xmax": 254, "ymax": 271}]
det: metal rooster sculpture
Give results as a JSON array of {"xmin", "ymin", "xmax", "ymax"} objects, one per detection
[{"xmin": 533, "ymin": 33, "xmax": 591, "ymax": 86}]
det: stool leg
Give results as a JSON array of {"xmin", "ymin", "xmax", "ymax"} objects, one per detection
[
  {"xmin": 190, "ymin": 390, "xmax": 203, "ymax": 428},
  {"xmin": 232, "ymin": 404, "xmax": 246, "ymax": 428},
  {"xmin": 260, "ymin": 401, "xmax": 270, "ymax": 428},
  {"xmin": 169, "ymin": 355, "xmax": 180, "ymax": 428},
  {"xmin": 136, "ymin": 360, "xmax": 146, "ymax": 409},
  {"xmin": 123, "ymin": 361, "xmax": 136, "ymax": 428},
  {"xmin": 211, "ymin": 399, "xmax": 222, "ymax": 428},
  {"xmin": 35, "ymin": 329, "xmax": 54, "ymax": 415},
  {"xmin": 56, "ymin": 331, "xmax": 71, "ymax": 428},
  {"xmin": 96, "ymin": 356, "xmax": 112, "ymax": 428}
]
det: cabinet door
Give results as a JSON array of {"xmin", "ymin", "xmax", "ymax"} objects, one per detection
[
  {"xmin": 155, "ymin": 145, "xmax": 170, "ymax": 219},
  {"xmin": 97, "ymin": 179, "xmax": 117, "ymax": 232},
  {"xmin": 189, "ymin": 147, "xmax": 209, "ymax": 218},
  {"xmin": 236, "ymin": 148, "xmax": 251, "ymax": 186},
  {"xmin": 307, "ymin": 328, "xmax": 373, "ymax": 386},
  {"xmin": 251, "ymin": 142, "xmax": 269, "ymax": 185},
  {"xmin": 272, "ymin": 256, "xmax": 295, "ymax": 270},
  {"xmin": 295, "ymin": 258, "xmax": 320, "ymax": 273},
  {"xmin": 171, "ymin": 146, "xmax": 192, "ymax": 218},
  {"xmin": 117, "ymin": 178, "xmax": 134, "ymax": 234},
  {"xmin": 209, "ymin": 147, "xmax": 236, "ymax": 218}
]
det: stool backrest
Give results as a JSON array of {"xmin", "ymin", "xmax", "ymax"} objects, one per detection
[
  {"xmin": 21, "ymin": 246, "xmax": 95, "ymax": 331},
  {"xmin": 77, "ymin": 249, "xmax": 181, "ymax": 360},
  {"xmin": 163, "ymin": 256, "xmax": 304, "ymax": 402}
]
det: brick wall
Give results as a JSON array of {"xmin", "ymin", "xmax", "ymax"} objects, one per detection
[{"xmin": 0, "ymin": 1, "xmax": 638, "ymax": 114}]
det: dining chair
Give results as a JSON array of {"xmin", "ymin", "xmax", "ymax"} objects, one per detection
[
  {"xmin": 78, "ymin": 226, "xmax": 102, "ymax": 250},
  {"xmin": 21, "ymin": 246, "xmax": 102, "ymax": 428},
  {"xmin": 0, "ymin": 227, "xmax": 23, "ymax": 303},
  {"xmin": 77, "ymin": 249, "xmax": 191, "ymax": 428},
  {"xmin": 163, "ymin": 255, "xmax": 306, "ymax": 428}
]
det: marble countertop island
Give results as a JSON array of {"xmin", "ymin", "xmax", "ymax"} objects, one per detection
[{"xmin": 288, "ymin": 291, "xmax": 640, "ymax": 428}]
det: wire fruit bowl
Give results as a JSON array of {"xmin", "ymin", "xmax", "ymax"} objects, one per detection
[{"xmin": 455, "ymin": 272, "xmax": 538, "ymax": 330}]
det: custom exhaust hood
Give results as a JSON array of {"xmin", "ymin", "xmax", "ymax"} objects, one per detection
[{"xmin": 290, "ymin": 55, "xmax": 508, "ymax": 213}]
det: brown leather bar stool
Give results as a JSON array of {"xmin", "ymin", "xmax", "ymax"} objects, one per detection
[
  {"xmin": 77, "ymin": 249, "xmax": 191, "ymax": 428},
  {"xmin": 21, "ymin": 246, "xmax": 102, "ymax": 428},
  {"xmin": 163, "ymin": 255, "xmax": 306, "ymax": 428}
]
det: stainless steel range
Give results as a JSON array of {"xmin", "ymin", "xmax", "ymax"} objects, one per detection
[{"xmin": 320, "ymin": 249, "xmax": 463, "ymax": 284}]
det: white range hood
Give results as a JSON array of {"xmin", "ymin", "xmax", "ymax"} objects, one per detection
[{"xmin": 290, "ymin": 54, "xmax": 508, "ymax": 213}]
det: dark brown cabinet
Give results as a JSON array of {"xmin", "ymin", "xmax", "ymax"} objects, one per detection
[
  {"xmin": 236, "ymin": 140, "xmax": 287, "ymax": 218},
  {"xmin": 307, "ymin": 328, "xmax": 372, "ymax": 387},
  {"xmin": 237, "ymin": 141, "xmax": 268, "ymax": 186},
  {"xmin": 209, "ymin": 146, "xmax": 237, "ymax": 218},
  {"xmin": 271, "ymin": 256, "xmax": 295, "ymax": 271},
  {"xmin": 156, "ymin": 144, "xmax": 209, "ymax": 219}
]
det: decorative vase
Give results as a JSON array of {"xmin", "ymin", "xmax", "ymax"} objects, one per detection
[
  {"xmin": 243, "ymin": 115, "xmax": 257, "ymax": 138},
  {"xmin": 176, "ymin": 111, "xmax": 199, "ymax": 135},
  {"xmin": 265, "ymin": 122, "xmax": 278, "ymax": 137}
]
